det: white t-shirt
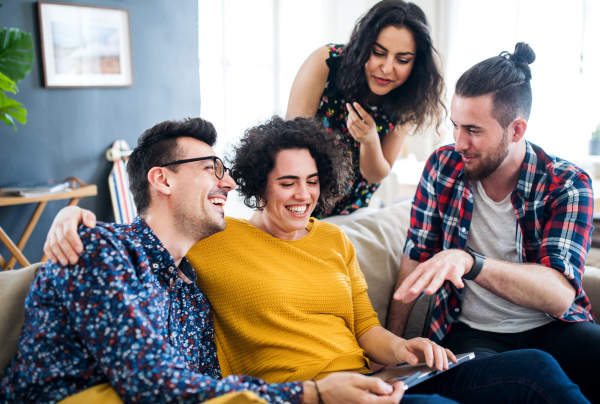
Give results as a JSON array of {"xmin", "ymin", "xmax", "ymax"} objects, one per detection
[{"xmin": 458, "ymin": 180, "xmax": 552, "ymax": 333}]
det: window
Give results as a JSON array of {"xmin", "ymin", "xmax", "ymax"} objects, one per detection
[
  {"xmin": 198, "ymin": 0, "xmax": 378, "ymax": 217},
  {"xmin": 443, "ymin": 0, "xmax": 600, "ymax": 161}
]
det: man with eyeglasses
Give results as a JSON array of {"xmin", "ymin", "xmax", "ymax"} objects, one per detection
[{"xmin": 1, "ymin": 118, "xmax": 405, "ymax": 404}]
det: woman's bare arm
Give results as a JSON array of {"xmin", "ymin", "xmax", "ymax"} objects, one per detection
[
  {"xmin": 347, "ymin": 102, "xmax": 410, "ymax": 183},
  {"xmin": 357, "ymin": 325, "xmax": 456, "ymax": 372},
  {"xmin": 286, "ymin": 46, "xmax": 330, "ymax": 119}
]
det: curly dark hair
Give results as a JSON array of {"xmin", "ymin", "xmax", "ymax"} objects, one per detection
[
  {"xmin": 338, "ymin": 0, "xmax": 446, "ymax": 135},
  {"xmin": 127, "ymin": 117, "xmax": 217, "ymax": 215},
  {"xmin": 229, "ymin": 116, "xmax": 352, "ymax": 211}
]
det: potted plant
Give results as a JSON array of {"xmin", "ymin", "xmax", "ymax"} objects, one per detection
[
  {"xmin": 0, "ymin": 4, "xmax": 34, "ymax": 131},
  {"xmin": 590, "ymin": 123, "xmax": 600, "ymax": 156}
]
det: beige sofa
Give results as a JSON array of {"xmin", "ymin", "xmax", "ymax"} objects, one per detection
[
  {"xmin": 328, "ymin": 200, "xmax": 600, "ymax": 338},
  {"xmin": 2, "ymin": 200, "xmax": 600, "ymax": 374}
]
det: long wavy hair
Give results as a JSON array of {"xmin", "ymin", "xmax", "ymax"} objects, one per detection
[{"xmin": 338, "ymin": 0, "xmax": 446, "ymax": 135}]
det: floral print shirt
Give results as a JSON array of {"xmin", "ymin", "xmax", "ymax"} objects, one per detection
[
  {"xmin": 312, "ymin": 43, "xmax": 396, "ymax": 219},
  {"xmin": 0, "ymin": 217, "xmax": 303, "ymax": 404}
]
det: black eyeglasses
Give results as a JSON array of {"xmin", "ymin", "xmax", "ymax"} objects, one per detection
[{"xmin": 160, "ymin": 156, "xmax": 230, "ymax": 179}]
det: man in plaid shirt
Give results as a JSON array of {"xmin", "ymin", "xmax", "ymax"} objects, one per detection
[{"xmin": 387, "ymin": 42, "xmax": 600, "ymax": 402}]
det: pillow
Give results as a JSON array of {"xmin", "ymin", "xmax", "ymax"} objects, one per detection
[
  {"xmin": 0, "ymin": 263, "xmax": 42, "ymax": 372},
  {"xmin": 328, "ymin": 201, "xmax": 412, "ymax": 328}
]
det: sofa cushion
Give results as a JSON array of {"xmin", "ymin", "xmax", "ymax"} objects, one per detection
[
  {"xmin": 327, "ymin": 201, "xmax": 412, "ymax": 328},
  {"xmin": 0, "ymin": 263, "xmax": 42, "ymax": 372},
  {"xmin": 584, "ymin": 266, "xmax": 600, "ymax": 318}
]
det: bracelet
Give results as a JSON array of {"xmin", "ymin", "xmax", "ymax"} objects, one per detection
[{"xmin": 311, "ymin": 378, "xmax": 324, "ymax": 404}]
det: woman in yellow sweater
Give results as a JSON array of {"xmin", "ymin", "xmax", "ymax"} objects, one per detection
[
  {"xmin": 185, "ymin": 116, "xmax": 455, "ymax": 383},
  {"xmin": 44, "ymin": 116, "xmax": 591, "ymax": 404}
]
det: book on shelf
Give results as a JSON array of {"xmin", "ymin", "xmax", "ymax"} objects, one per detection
[{"xmin": 0, "ymin": 180, "xmax": 72, "ymax": 197}]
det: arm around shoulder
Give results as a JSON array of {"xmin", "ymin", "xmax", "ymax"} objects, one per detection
[
  {"xmin": 44, "ymin": 205, "xmax": 96, "ymax": 266},
  {"xmin": 286, "ymin": 46, "xmax": 330, "ymax": 119}
]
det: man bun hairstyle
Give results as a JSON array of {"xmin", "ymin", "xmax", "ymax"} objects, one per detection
[
  {"xmin": 127, "ymin": 118, "xmax": 218, "ymax": 215},
  {"xmin": 455, "ymin": 42, "xmax": 536, "ymax": 129},
  {"xmin": 230, "ymin": 116, "xmax": 352, "ymax": 212}
]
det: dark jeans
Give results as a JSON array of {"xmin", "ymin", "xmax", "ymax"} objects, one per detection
[
  {"xmin": 441, "ymin": 320, "xmax": 600, "ymax": 403},
  {"xmin": 407, "ymin": 349, "xmax": 589, "ymax": 403},
  {"xmin": 402, "ymin": 395, "xmax": 459, "ymax": 404}
]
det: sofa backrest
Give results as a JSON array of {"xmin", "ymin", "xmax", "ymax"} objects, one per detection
[
  {"xmin": 331, "ymin": 201, "xmax": 436, "ymax": 338},
  {"xmin": 332, "ymin": 201, "xmax": 411, "ymax": 328},
  {"xmin": 584, "ymin": 266, "xmax": 600, "ymax": 318},
  {"xmin": 333, "ymin": 201, "xmax": 600, "ymax": 337},
  {"xmin": 0, "ymin": 263, "xmax": 42, "ymax": 372}
]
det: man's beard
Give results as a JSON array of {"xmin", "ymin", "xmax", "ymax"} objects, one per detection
[
  {"xmin": 463, "ymin": 131, "xmax": 509, "ymax": 181},
  {"xmin": 174, "ymin": 197, "xmax": 226, "ymax": 243}
]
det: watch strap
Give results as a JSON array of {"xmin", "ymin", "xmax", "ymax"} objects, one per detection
[{"xmin": 463, "ymin": 246, "xmax": 485, "ymax": 281}]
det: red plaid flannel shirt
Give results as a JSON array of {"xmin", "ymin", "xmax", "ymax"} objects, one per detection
[{"xmin": 404, "ymin": 141, "xmax": 596, "ymax": 343}]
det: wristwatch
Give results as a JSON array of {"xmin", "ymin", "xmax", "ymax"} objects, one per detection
[{"xmin": 463, "ymin": 246, "xmax": 486, "ymax": 281}]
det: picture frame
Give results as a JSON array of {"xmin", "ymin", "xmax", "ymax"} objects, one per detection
[{"xmin": 38, "ymin": 2, "xmax": 134, "ymax": 88}]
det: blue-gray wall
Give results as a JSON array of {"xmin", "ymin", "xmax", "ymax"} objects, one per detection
[{"xmin": 0, "ymin": 0, "xmax": 200, "ymax": 268}]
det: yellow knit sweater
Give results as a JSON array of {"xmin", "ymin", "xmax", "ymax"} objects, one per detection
[{"xmin": 186, "ymin": 217, "xmax": 380, "ymax": 383}]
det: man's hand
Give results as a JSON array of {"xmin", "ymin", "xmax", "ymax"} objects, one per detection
[
  {"xmin": 303, "ymin": 373, "xmax": 404, "ymax": 404},
  {"xmin": 43, "ymin": 206, "xmax": 95, "ymax": 266},
  {"xmin": 393, "ymin": 338, "xmax": 457, "ymax": 372},
  {"xmin": 394, "ymin": 249, "xmax": 474, "ymax": 303}
]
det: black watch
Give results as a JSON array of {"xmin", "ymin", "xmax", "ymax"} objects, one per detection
[{"xmin": 463, "ymin": 246, "xmax": 486, "ymax": 281}]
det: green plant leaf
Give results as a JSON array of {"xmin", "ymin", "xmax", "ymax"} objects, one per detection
[
  {"xmin": 0, "ymin": 90, "xmax": 26, "ymax": 130},
  {"xmin": 0, "ymin": 70, "xmax": 16, "ymax": 93},
  {"xmin": 0, "ymin": 27, "xmax": 34, "ymax": 83}
]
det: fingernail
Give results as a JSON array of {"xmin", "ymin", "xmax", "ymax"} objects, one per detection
[
  {"xmin": 385, "ymin": 385, "xmax": 393, "ymax": 393},
  {"xmin": 60, "ymin": 259, "xmax": 67, "ymax": 266}
]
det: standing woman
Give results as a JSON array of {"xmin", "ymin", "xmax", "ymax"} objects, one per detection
[{"xmin": 287, "ymin": 0, "xmax": 445, "ymax": 218}]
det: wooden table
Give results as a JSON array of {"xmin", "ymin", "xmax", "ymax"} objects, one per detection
[{"xmin": 0, "ymin": 185, "xmax": 97, "ymax": 270}]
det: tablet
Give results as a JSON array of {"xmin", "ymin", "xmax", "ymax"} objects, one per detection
[{"xmin": 372, "ymin": 352, "xmax": 475, "ymax": 390}]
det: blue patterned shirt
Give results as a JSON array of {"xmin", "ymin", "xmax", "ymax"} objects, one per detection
[
  {"xmin": 0, "ymin": 217, "xmax": 303, "ymax": 404},
  {"xmin": 405, "ymin": 141, "xmax": 596, "ymax": 343}
]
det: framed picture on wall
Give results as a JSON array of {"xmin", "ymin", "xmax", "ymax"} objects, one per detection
[{"xmin": 38, "ymin": 2, "xmax": 134, "ymax": 88}]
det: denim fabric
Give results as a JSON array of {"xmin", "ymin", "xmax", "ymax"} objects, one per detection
[
  {"xmin": 409, "ymin": 349, "xmax": 589, "ymax": 404},
  {"xmin": 442, "ymin": 321, "xmax": 600, "ymax": 402},
  {"xmin": 403, "ymin": 395, "xmax": 459, "ymax": 404}
]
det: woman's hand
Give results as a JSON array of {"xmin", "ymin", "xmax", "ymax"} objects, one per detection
[
  {"xmin": 303, "ymin": 373, "xmax": 404, "ymax": 404},
  {"xmin": 346, "ymin": 102, "xmax": 379, "ymax": 146},
  {"xmin": 43, "ymin": 206, "xmax": 95, "ymax": 266},
  {"xmin": 393, "ymin": 337, "xmax": 458, "ymax": 372}
]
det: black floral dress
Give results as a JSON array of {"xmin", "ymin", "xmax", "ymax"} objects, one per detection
[{"xmin": 312, "ymin": 44, "xmax": 396, "ymax": 219}]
